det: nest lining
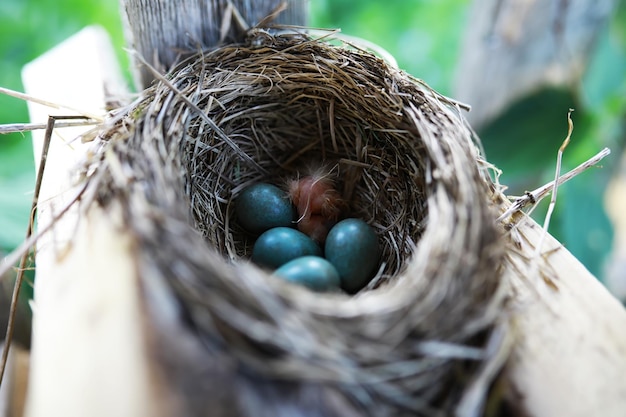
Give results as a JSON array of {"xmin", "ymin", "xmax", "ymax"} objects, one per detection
[
  {"xmin": 92, "ymin": 30, "xmax": 508, "ymax": 416},
  {"xmin": 181, "ymin": 44, "xmax": 432, "ymax": 282}
]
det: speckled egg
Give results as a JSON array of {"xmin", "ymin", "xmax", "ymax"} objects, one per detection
[
  {"xmin": 324, "ymin": 218, "xmax": 380, "ymax": 293},
  {"xmin": 273, "ymin": 256, "xmax": 341, "ymax": 292},
  {"xmin": 251, "ymin": 227, "xmax": 322, "ymax": 269},
  {"xmin": 235, "ymin": 183, "xmax": 296, "ymax": 234}
]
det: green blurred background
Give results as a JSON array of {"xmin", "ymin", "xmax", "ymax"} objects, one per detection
[{"xmin": 1, "ymin": 0, "xmax": 625, "ymax": 307}]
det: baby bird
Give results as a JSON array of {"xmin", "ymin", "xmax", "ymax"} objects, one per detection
[{"xmin": 287, "ymin": 170, "xmax": 346, "ymax": 244}]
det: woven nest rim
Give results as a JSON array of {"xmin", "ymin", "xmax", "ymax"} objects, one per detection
[{"xmin": 90, "ymin": 30, "xmax": 509, "ymax": 415}]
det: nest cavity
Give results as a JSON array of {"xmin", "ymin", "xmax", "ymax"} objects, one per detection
[{"xmin": 93, "ymin": 30, "xmax": 508, "ymax": 417}]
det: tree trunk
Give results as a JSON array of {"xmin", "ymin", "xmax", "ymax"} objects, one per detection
[
  {"xmin": 453, "ymin": 0, "xmax": 613, "ymax": 128},
  {"xmin": 120, "ymin": 0, "xmax": 309, "ymax": 89}
]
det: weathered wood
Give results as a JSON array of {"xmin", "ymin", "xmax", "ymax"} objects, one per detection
[
  {"xmin": 503, "ymin": 215, "xmax": 626, "ymax": 416},
  {"xmin": 454, "ymin": 0, "xmax": 613, "ymax": 128},
  {"xmin": 120, "ymin": 0, "xmax": 309, "ymax": 89},
  {"xmin": 22, "ymin": 26, "xmax": 168, "ymax": 417}
]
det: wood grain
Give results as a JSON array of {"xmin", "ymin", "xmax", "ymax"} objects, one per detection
[
  {"xmin": 504, "ymin": 215, "xmax": 626, "ymax": 416},
  {"xmin": 120, "ymin": 0, "xmax": 308, "ymax": 89},
  {"xmin": 454, "ymin": 0, "xmax": 613, "ymax": 128},
  {"xmin": 23, "ymin": 26, "xmax": 167, "ymax": 417}
]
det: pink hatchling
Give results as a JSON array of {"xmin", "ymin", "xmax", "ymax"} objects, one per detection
[{"xmin": 287, "ymin": 172, "xmax": 345, "ymax": 243}]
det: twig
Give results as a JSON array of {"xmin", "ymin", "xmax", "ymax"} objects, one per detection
[
  {"xmin": 315, "ymin": 30, "xmax": 400, "ymax": 70},
  {"xmin": 0, "ymin": 115, "xmax": 87, "ymax": 387},
  {"xmin": 0, "ymin": 183, "xmax": 88, "ymax": 282},
  {"xmin": 496, "ymin": 146, "xmax": 611, "ymax": 223},
  {"xmin": 0, "ymin": 119, "xmax": 99, "ymax": 134},
  {"xmin": 255, "ymin": 1, "xmax": 288, "ymax": 28},
  {"xmin": 533, "ymin": 109, "xmax": 574, "ymax": 259},
  {"xmin": 130, "ymin": 52, "xmax": 267, "ymax": 174},
  {"xmin": 0, "ymin": 86, "xmax": 104, "ymax": 121}
]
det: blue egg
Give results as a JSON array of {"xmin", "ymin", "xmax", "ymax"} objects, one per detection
[
  {"xmin": 324, "ymin": 218, "xmax": 380, "ymax": 293},
  {"xmin": 273, "ymin": 256, "xmax": 341, "ymax": 292},
  {"xmin": 235, "ymin": 183, "xmax": 296, "ymax": 234},
  {"xmin": 252, "ymin": 227, "xmax": 322, "ymax": 269}
]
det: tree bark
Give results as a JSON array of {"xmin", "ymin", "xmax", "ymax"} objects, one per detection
[
  {"xmin": 453, "ymin": 0, "xmax": 613, "ymax": 129},
  {"xmin": 120, "ymin": 0, "xmax": 309, "ymax": 89}
]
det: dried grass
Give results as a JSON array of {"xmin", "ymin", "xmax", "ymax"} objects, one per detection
[{"xmin": 88, "ymin": 30, "xmax": 510, "ymax": 416}]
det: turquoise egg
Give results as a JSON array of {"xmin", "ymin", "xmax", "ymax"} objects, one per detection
[
  {"xmin": 324, "ymin": 218, "xmax": 380, "ymax": 293},
  {"xmin": 235, "ymin": 183, "xmax": 296, "ymax": 234},
  {"xmin": 252, "ymin": 227, "xmax": 322, "ymax": 269},
  {"xmin": 273, "ymin": 256, "xmax": 341, "ymax": 292}
]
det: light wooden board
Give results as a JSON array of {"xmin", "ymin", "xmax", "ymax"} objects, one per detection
[
  {"xmin": 504, "ymin": 215, "xmax": 626, "ymax": 417},
  {"xmin": 22, "ymin": 26, "xmax": 165, "ymax": 417}
]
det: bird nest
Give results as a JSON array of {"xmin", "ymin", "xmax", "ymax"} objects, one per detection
[{"xmin": 91, "ymin": 29, "xmax": 509, "ymax": 416}]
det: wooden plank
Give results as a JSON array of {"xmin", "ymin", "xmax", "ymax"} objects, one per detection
[
  {"xmin": 22, "ymin": 26, "xmax": 166, "ymax": 417},
  {"xmin": 504, "ymin": 215, "xmax": 626, "ymax": 417},
  {"xmin": 453, "ymin": 0, "xmax": 613, "ymax": 128},
  {"xmin": 120, "ymin": 0, "xmax": 308, "ymax": 89}
]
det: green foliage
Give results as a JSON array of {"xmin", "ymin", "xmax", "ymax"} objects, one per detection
[
  {"xmin": 559, "ymin": 171, "xmax": 614, "ymax": 276},
  {"xmin": 0, "ymin": 0, "xmax": 624, "ymax": 281},
  {"xmin": 479, "ymin": 89, "xmax": 590, "ymax": 182},
  {"xmin": 310, "ymin": 0, "xmax": 469, "ymax": 95},
  {"xmin": 0, "ymin": 0, "xmax": 124, "ymax": 252},
  {"xmin": 311, "ymin": 1, "xmax": 625, "ymax": 279},
  {"xmin": 477, "ymin": 3, "xmax": 626, "ymax": 279},
  {"xmin": 558, "ymin": 6, "xmax": 626, "ymax": 278}
]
